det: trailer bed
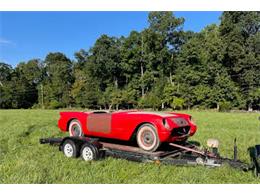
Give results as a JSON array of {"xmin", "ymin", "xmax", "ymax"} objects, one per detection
[{"xmin": 39, "ymin": 136, "xmax": 260, "ymax": 176}]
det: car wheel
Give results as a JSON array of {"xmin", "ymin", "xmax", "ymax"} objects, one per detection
[
  {"xmin": 62, "ymin": 139, "xmax": 79, "ymax": 158},
  {"xmin": 80, "ymin": 143, "xmax": 99, "ymax": 161},
  {"xmin": 69, "ymin": 119, "xmax": 83, "ymax": 137},
  {"xmin": 136, "ymin": 123, "xmax": 160, "ymax": 152}
]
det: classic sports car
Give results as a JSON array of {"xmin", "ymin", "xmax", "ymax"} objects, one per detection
[{"xmin": 58, "ymin": 110, "xmax": 197, "ymax": 152}]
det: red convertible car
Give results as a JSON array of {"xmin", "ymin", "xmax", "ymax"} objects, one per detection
[{"xmin": 58, "ymin": 110, "xmax": 197, "ymax": 152}]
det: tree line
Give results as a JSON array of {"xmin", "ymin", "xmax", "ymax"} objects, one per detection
[{"xmin": 0, "ymin": 11, "xmax": 260, "ymax": 111}]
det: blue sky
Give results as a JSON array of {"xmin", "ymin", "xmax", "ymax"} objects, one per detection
[{"xmin": 0, "ymin": 11, "xmax": 222, "ymax": 66}]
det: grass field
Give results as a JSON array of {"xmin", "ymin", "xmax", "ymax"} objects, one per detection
[{"xmin": 0, "ymin": 109, "xmax": 260, "ymax": 184}]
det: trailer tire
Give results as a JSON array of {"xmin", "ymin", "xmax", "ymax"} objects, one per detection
[
  {"xmin": 69, "ymin": 119, "xmax": 83, "ymax": 137},
  {"xmin": 80, "ymin": 143, "xmax": 99, "ymax": 161},
  {"xmin": 136, "ymin": 123, "xmax": 160, "ymax": 152},
  {"xmin": 62, "ymin": 139, "xmax": 79, "ymax": 158}
]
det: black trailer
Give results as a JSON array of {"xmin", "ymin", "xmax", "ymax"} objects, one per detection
[{"xmin": 39, "ymin": 136, "xmax": 260, "ymax": 177}]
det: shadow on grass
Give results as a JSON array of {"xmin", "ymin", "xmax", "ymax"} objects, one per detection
[
  {"xmin": 19, "ymin": 125, "xmax": 38, "ymax": 138},
  {"xmin": 0, "ymin": 138, "xmax": 9, "ymax": 159},
  {"xmin": 188, "ymin": 140, "xmax": 201, "ymax": 147}
]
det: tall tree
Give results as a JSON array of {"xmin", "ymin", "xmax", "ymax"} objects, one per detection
[
  {"xmin": 220, "ymin": 11, "xmax": 260, "ymax": 110},
  {"xmin": 121, "ymin": 31, "xmax": 145, "ymax": 97},
  {"xmin": 43, "ymin": 52, "xmax": 73, "ymax": 108},
  {"xmin": 175, "ymin": 24, "xmax": 241, "ymax": 109},
  {"xmin": 87, "ymin": 35, "xmax": 124, "ymax": 90},
  {"xmin": 148, "ymin": 12, "xmax": 185, "ymax": 82},
  {"xmin": 0, "ymin": 63, "xmax": 13, "ymax": 108}
]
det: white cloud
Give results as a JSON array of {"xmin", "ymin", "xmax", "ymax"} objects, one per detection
[{"xmin": 0, "ymin": 37, "xmax": 13, "ymax": 45}]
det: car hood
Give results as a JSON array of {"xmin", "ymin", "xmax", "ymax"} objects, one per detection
[{"xmin": 125, "ymin": 111, "xmax": 181, "ymax": 117}]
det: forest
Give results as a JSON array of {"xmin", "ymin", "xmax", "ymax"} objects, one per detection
[{"xmin": 0, "ymin": 11, "xmax": 259, "ymax": 111}]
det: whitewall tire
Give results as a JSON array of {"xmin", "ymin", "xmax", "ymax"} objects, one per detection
[
  {"xmin": 136, "ymin": 124, "xmax": 160, "ymax": 152},
  {"xmin": 69, "ymin": 119, "xmax": 83, "ymax": 137}
]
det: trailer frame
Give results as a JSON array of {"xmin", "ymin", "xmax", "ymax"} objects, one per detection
[{"xmin": 39, "ymin": 136, "xmax": 260, "ymax": 177}]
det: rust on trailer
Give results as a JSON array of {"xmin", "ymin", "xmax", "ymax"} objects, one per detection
[
  {"xmin": 100, "ymin": 141, "xmax": 213, "ymax": 158},
  {"xmin": 100, "ymin": 141, "xmax": 165, "ymax": 157},
  {"xmin": 99, "ymin": 141, "xmax": 202, "ymax": 158},
  {"xmin": 159, "ymin": 145, "xmax": 196, "ymax": 158},
  {"xmin": 169, "ymin": 143, "xmax": 217, "ymax": 158}
]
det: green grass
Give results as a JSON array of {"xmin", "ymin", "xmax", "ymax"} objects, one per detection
[{"xmin": 0, "ymin": 109, "xmax": 260, "ymax": 183}]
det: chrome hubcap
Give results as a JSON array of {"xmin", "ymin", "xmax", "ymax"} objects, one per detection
[
  {"xmin": 142, "ymin": 131, "xmax": 154, "ymax": 145},
  {"xmin": 72, "ymin": 125, "xmax": 80, "ymax": 136},
  {"xmin": 82, "ymin": 147, "xmax": 93, "ymax": 161},
  {"xmin": 64, "ymin": 143, "xmax": 73, "ymax": 157}
]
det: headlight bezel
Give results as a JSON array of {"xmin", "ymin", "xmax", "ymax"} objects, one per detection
[{"xmin": 162, "ymin": 118, "xmax": 171, "ymax": 130}]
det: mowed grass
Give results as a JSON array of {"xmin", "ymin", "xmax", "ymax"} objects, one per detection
[{"xmin": 0, "ymin": 109, "xmax": 260, "ymax": 184}]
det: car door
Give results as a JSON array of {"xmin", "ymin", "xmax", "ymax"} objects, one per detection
[{"xmin": 86, "ymin": 112, "xmax": 112, "ymax": 137}]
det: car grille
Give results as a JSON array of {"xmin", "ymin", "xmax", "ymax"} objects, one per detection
[
  {"xmin": 171, "ymin": 117, "xmax": 189, "ymax": 127},
  {"xmin": 171, "ymin": 126, "xmax": 190, "ymax": 136}
]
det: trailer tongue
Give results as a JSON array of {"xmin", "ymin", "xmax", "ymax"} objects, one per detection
[{"xmin": 39, "ymin": 136, "xmax": 260, "ymax": 177}]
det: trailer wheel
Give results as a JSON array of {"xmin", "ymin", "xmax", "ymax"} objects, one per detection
[
  {"xmin": 80, "ymin": 143, "xmax": 99, "ymax": 161},
  {"xmin": 136, "ymin": 123, "xmax": 160, "ymax": 152},
  {"xmin": 69, "ymin": 119, "xmax": 83, "ymax": 137},
  {"xmin": 62, "ymin": 139, "xmax": 79, "ymax": 158}
]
